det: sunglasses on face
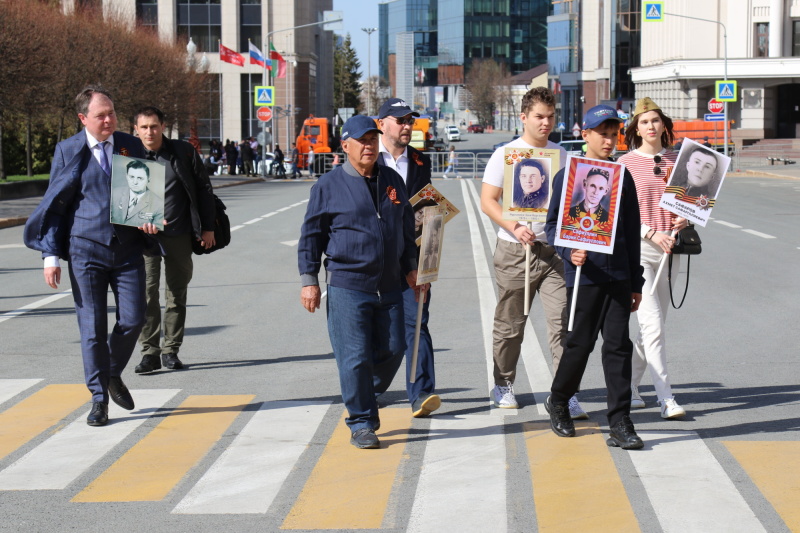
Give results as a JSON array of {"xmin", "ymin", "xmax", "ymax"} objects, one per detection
[
  {"xmin": 394, "ymin": 116, "xmax": 416, "ymax": 126},
  {"xmin": 653, "ymin": 154, "xmax": 662, "ymax": 176}
]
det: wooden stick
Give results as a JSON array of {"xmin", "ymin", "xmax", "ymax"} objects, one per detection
[
  {"xmin": 649, "ymin": 230, "xmax": 678, "ymax": 296},
  {"xmin": 568, "ymin": 265, "xmax": 581, "ymax": 331},
  {"xmin": 409, "ymin": 287, "xmax": 425, "ymax": 383}
]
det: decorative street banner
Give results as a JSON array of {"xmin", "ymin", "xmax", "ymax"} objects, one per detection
[
  {"xmin": 659, "ymin": 138, "xmax": 731, "ymax": 227},
  {"xmin": 409, "ymin": 183, "xmax": 460, "ymax": 246},
  {"xmin": 417, "ymin": 206, "xmax": 445, "ymax": 285},
  {"xmin": 502, "ymin": 147, "xmax": 560, "ymax": 223},
  {"xmin": 553, "ymin": 155, "xmax": 625, "ymax": 254},
  {"xmin": 110, "ymin": 155, "xmax": 165, "ymax": 230}
]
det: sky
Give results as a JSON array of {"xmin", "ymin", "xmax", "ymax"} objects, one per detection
[{"xmin": 332, "ymin": 0, "xmax": 381, "ymax": 81}]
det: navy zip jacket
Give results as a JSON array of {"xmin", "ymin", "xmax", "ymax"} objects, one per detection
[
  {"xmin": 546, "ymin": 166, "xmax": 644, "ymax": 293},
  {"xmin": 298, "ymin": 159, "xmax": 417, "ymax": 294}
]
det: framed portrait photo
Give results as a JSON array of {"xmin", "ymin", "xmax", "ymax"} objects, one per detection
[
  {"xmin": 659, "ymin": 138, "xmax": 731, "ymax": 227},
  {"xmin": 409, "ymin": 183, "xmax": 460, "ymax": 246},
  {"xmin": 553, "ymin": 155, "xmax": 626, "ymax": 254},
  {"xmin": 110, "ymin": 155, "xmax": 166, "ymax": 230},
  {"xmin": 417, "ymin": 205, "xmax": 445, "ymax": 284},
  {"xmin": 501, "ymin": 147, "xmax": 560, "ymax": 223}
]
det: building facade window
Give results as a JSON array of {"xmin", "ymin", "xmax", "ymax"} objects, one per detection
[
  {"xmin": 136, "ymin": 0, "xmax": 158, "ymax": 30},
  {"xmin": 241, "ymin": 74, "xmax": 260, "ymax": 140},
  {"xmin": 193, "ymin": 74, "xmax": 221, "ymax": 144},
  {"xmin": 177, "ymin": 0, "xmax": 221, "ymax": 54},
  {"xmin": 240, "ymin": 0, "xmax": 262, "ymax": 52},
  {"xmin": 794, "ymin": 21, "xmax": 800, "ymax": 56},
  {"xmin": 755, "ymin": 22, "xmax": 769, "ymax": 57},
  {"xmin": 614, "ymin": 0, "xmax": 640, "ymax": 99}
]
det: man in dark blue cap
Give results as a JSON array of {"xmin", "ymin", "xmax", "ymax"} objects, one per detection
[
  {"xmin": 376, "ymin": 98, "xmax": 441, "ymax": 419},
  {"xmin": 298, "ymin": 114, "xmax": 421, "ymax": 449},
  {"xmin": 544, "ymin": 104, "xmax": 646, "ymax": 450}
]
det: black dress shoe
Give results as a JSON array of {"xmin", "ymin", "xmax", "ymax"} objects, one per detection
[
  {"xmin": 135, "ymin": 354, "xmax": 162, "ymax": 374},
  {"xmin": 87, "ymin": 402, "xmax": 108, "ymax": 426},
  {"xmin": 108, "ymin": 376, "xmax": 135, "ymax": 411},
  {"xmin": 546, "ymin": 395, "xmax": 576, "ymax": 438},
  {"xmin": 607, "ymin": 415, "xmax": 644, "ymax": 450},
  {"xmin": 162, "ymin": 353, "xmax": 184, "ymax": 370}
]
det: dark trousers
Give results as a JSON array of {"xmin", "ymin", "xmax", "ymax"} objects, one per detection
[
  {"xmin": 140, "ymin": 233, "xmax": 194, "ymax": 357},
  {"xmin": 551, "ymin": 280, "xmax": 633, "ymax": 427},
  {"xmin": 67, "ymin": 236, "xmax": 146, "ymax": 403},
  {"xmin": 401, "ymin": 279, "xmax": 435, "ymax": 405}
]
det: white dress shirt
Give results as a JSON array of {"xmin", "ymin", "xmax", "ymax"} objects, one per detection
[{"xmin": 379, "ymin": 140, "xmax": 409, "ymax": 183}]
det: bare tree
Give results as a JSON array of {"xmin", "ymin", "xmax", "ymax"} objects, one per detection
[{"xmin": 464, "ymin": 59, "xmax": 505, "ymax": 128}]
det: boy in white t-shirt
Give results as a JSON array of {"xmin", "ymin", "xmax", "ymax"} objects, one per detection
[{"xmin": 480, "ymin": 87, "xmax": 585, "ymax": 418}]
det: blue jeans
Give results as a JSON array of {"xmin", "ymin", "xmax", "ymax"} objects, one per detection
[
  {"xmin": 401, "ymin": 279, "xmax": 435, "ymax": 405},
  {"xmin": 327, "ymin": 285, "xmax": 405, "ymax": 431}
]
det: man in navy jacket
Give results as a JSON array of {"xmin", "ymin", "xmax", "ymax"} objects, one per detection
[
  {"xmin": 24, "ymin": 86, "xmax": 157, "ymax": 427},
  {"xmin": 298, "ymin": 115, "xmax": 419, "ymax": 449}
]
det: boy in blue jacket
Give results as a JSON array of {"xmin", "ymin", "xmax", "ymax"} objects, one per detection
[{"xmin": 545, "ymin": 105, "xmax": 645, "ymax": 450}]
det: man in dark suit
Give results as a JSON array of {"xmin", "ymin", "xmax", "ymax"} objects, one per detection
[
  {"xmin": 110, "ymin": 160, "xmax": 164, "ymax": 228},
  {"xmin": 377, "ymin": 98, "xmax": 440, "ymax": 419},
  {"xmin": 131, "ymin": 106, "xmax": 216, "ymax": 374},
  {"xmin": 24, "ymin": 86, "xmax": 158, "ymax": 426}
]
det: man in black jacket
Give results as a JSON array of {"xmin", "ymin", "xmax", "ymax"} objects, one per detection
[
  {"xmin": 377, "ymin": 98, "xmax": 440, "ymax": 419},
  {"xmin": 132, "ymin": 106, "xmax": 216, "ymax": 373}
]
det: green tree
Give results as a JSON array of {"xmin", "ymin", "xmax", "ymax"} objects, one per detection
[{"xmin": 333, "ymin": 34, "xmax": 362, "ymax": 113}]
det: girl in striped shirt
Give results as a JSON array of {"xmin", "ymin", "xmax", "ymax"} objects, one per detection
[{"xmin": 618, "ymin": 98, "xmax": 689, "ymax": 419}]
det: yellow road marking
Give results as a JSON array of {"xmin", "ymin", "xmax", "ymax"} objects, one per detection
[
  {"xmin": 0, "ymin": 384, "xmax": 87, "ymax": 460},
  {"xmin": 725, "ymin": 441, "xmax": 800, "ymax": 530},
  {"xmin": 72, "ymin": 394, "xmax": 253, "ymax": 502},
  {"xmin": 524, "ymin": 422, "xmax": 640, "ymax": 532},
  {"xmin": 282, "ymin": 408, "xmax": 409, "ymax": 530}
]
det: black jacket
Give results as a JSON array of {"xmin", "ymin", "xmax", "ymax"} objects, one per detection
[
  {"xmin": 377, "ymin": 145, "xmax": 432, "ymax": 199},
  {"xmin": 160, "ymin": 137, "xmax": 216, "ymax": 239}
]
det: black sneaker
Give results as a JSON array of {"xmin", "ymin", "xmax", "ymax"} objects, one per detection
[
  {"xmin": 350, "ymin": 428, "xmax": 380, "ymax": 449},
  {"xmin": 546, "ymin": 395, "xmax": 575, "ymax": 437},
  {"xmin": 607, "ymin": 415, "xmax": 644, "ymax": 450}
]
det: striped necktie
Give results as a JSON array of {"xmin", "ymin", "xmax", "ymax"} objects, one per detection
[{"xmin": 98, "ymin": 141, "xmax": 111, "ymax": 176}]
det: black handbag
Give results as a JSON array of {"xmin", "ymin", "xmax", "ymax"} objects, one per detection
[
  {"xmin": 667, "ymin": 226, "xmax": 701, "ymax": 308},
  {"xmin": 192, "ymin": 194, "xmax": 231, "ymax": 255}
]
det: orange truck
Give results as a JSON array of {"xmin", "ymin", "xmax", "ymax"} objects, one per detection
[
  {"xmin": 616, "ymin": 120, "xmax": 733, "ymax": 152},
  {"xmin": 296, "ymin": 115, "xmax": 333, "ymax": 169}
]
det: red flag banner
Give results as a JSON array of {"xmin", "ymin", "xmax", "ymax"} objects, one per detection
[{"xmin": 219, "ymin": 43, "xmax": 244, "ymax": 67}]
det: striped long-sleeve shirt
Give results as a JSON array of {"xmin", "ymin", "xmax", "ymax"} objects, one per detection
[{"xmin": 617, "ymin": 149, "xmax": 678, "ymax": 237}]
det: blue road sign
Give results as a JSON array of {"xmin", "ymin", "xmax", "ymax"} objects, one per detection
[
  {"xmin": 704, "ymin": 113, "xmax": 725, "ymax": 122},
  {"xmin": 557, "ymin": 122, "xmax": 565, "ymax": 131},
  {"xmin": 715, "ymin": 80, "xmax": 738, "ymax": 102},
  {"xmin": 642, "ymin": 2, "xmax": 664, "ymax": 21},
  {"xmin": 254, "ymin": 86, "xmax": 274, "ymax": 107}
]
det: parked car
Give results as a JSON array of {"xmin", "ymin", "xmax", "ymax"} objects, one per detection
[
  {"xmin": 445, "ymin": 125, "xmax": 461, "ymax": 141},
  {"xmin": 467, "ymin": 124, "xmax": 484, "ymax": 133},
  {"xmin": 558, "ymin": 140, "xmax": 585, "ymax": 156},
  {"xmin": 492, "ymin": 135, "xmax": 520, "ymax": 151}
]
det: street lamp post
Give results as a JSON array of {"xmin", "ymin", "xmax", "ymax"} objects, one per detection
[{"xmin": 361, "ymin": 27, "xmax": 377, "ymax": 115}]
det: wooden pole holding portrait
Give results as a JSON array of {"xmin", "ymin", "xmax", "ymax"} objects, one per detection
[
  {"xmin": 501, "ymin": 147, "xmax": 561, "ymax": 315},
  {"xmin": 553, "ymin": 156, "xmax": 627, "ymax": 330}
]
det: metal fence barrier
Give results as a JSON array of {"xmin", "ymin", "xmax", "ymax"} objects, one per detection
[{"xmin": 733, "ymin": 142, "xmax": 799, "ymax": 170}]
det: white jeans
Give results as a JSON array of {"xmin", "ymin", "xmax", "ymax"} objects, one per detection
[{"xmin": 632, "ymin": 235, "xmax": 681, "ymax": 401}]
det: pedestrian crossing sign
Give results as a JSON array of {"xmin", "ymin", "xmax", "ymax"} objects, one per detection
[
  {"xmin": 642, "ymin": 2, "xmax": 664, "ymax": 21},
  {"xmin": 254, "ymin": 86, "xmax": 274, "ymax": 107},
  {"xmin": 715, "ymin": 80, "xmax": 738, "ymax": 102}
]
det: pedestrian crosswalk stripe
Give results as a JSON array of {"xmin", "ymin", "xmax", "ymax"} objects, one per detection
[
  {"xmin": 0, "ymin": 384, "xmax": 87, "ymax": 461},
  {"xmin": 281, "ymin": 408, "xmax": 410, "ymax": 530},
  {"xmin": 173, "ymin": 400, "xmax": 331, "ymax": 514},
  {"xmin": 72, "ymin": 394, "xmax": 254, "ymax": 502},
  {"xmin": 631, "ymin": 432, "xmax": 765, "ymax": 532},
  {"xmin": 407, "ymin": 415, "xmax": 507, "ymax": 532},
  {"xmin": 525, "ymin": 421, "xmax": 639, "ymax": 532},
  {"xmin": 0, "ymin": 389, "xmax": 179, "ymax": 490},
  {"xmin": 0, "ymin": 379, "xmax": 42, "ymax": 406},
  {"xmin": 725, "ymin": 441, "xmax": 800, "ymax": 531}
]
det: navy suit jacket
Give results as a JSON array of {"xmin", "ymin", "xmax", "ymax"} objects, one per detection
[{"xmin": 24, "ymin": 129, "xmax": 146, "ymax": 260}]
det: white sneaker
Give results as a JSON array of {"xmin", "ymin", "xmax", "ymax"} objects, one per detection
[
  {"xmin": 568, "ymin": 394, "xmax": 588, "ymax": 420},
  {"xmin": 631, "ymin": 386, "xmax": 646, "ymax": 409},
  {"xmin": 492, "ymin": 384, "xmax": 518, "ymax": 409},
  {"xmin": 660, "ymin": 398, "xmax": 686, "ymax": 419}
]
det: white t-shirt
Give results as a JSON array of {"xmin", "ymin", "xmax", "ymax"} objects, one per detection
[{"xmin": 482, "ymin": 137, "xmax": 568, "ymax": 243}]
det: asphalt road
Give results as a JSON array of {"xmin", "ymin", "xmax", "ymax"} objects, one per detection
[{"xmin": 0, "ymin": 140, "xmax": 798, "ymax": 532}]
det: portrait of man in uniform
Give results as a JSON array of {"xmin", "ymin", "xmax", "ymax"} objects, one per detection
[{"xmin": 110, "ymin": 157, "xmax": 165, "ymax": 229}]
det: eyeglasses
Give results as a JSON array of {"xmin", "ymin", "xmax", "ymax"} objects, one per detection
[
  {"xmin": 653, "ymin": 154, "xmax": 662, "ymax": 176},
  {"xmin": 394, "ymin": 116, "xmax": 416, "ymax": 126}
]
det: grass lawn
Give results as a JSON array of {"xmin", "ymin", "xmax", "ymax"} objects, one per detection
[{"xmin": 2, "ymin": 174, "xmax": 49, "ymax": 182}]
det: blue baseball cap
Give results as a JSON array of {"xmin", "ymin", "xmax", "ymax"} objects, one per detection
[
  {"xmin": 341, "ymin": 115, "xmax": 382, "ymax": 141},
  {"xmin": 378, "ymin": 98, "xmax": 420, "ymax": 119},
  {"xmin": 582, "ymin": 105, "xmax": 623, "ymax": 130}
]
